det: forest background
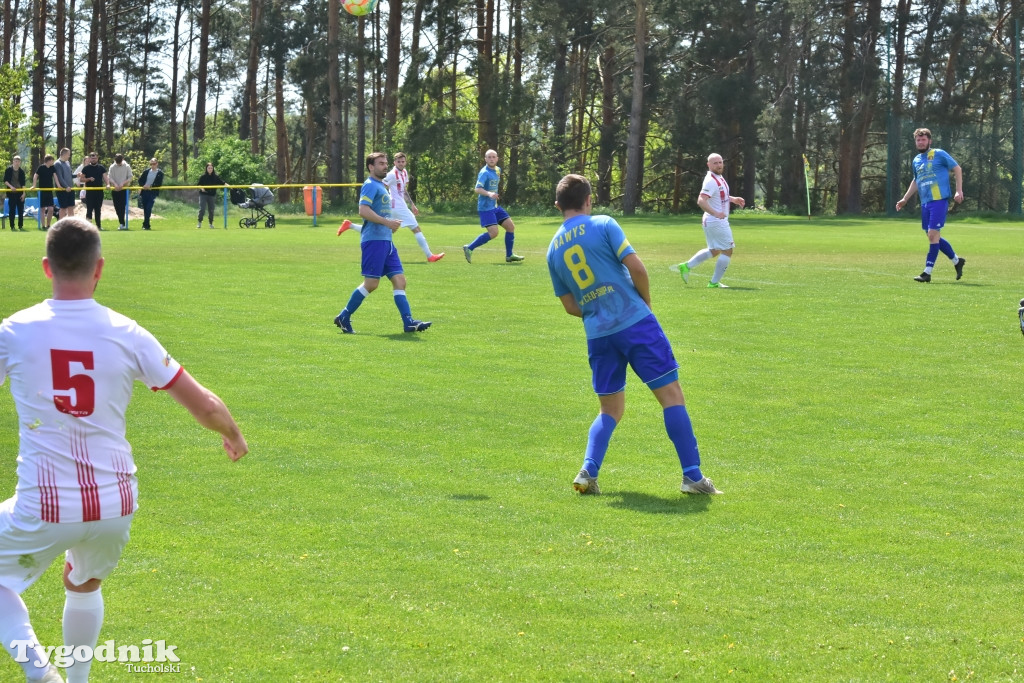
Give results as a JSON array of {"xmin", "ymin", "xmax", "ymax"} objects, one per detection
[{"xmin": 2, "ymin": 0, "xmax": 1023, "ymax": 215}]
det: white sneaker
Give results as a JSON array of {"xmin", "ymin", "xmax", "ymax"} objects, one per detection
[
  {"xmin": 36, "ymin": 664, "xmax": 64, "ymax": 682},
  {"xmin": 681, "ymin": 475, "xmax": 722, "ymax": 494},
  {"xmin": 572, "ymin": 469, "xmax": 600, "ymax": 495}
]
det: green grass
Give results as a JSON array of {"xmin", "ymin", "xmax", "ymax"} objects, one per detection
[{"xmin": 1, "ymin": 209, "xmax": 1022, "ymax": 681}]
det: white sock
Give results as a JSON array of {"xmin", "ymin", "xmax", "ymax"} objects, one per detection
[
  {"xmin": 351, "ymin": 223, "xmax": 362, "ymax": 233},
  {"xmin": 686, "ymin": 249, "xmax": 712, "ymax": 269},
  {"xmin": 414, "ymin": 231, "xmax": 432, "ymax": 257},
  {"xmin": 711, "ymin": 254, "xmax": 731, "ymax": 283},
  {"xmin": 923, "ymin": 265, "xmax": 934, "ymax": 274},
  {"xmin": 0, "ymin": 585, "xmax": 51, "ymax": 680},
  {"xmin": 63, "ymin": 588, "xmax": 104, "ymax": 683},
  {"xmin": 357, "ymin": 284, "xmax": 370, "ymax": 297}
]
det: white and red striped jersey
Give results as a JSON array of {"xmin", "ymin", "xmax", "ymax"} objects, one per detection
[
  {"xmin": 0, "ymin": 299, "xmax": 183, "ymax": 523},
  {"xmin": 699, "ymin": 172, "xmax": 730, "ymax": 221},
  {"xmin": 384, "ymin": 167, "xmax": 410, "ymax": 210}
]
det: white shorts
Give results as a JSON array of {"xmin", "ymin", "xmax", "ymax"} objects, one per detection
[
  {"xmin": 0, "ymin": 497, "xmax": 132, "ymax": 593},
  {"xmin": 702, "ymin": 217, "xmax": 734, "ymax": 251},
  {"xmin": 390, "ymin": 206, "xmax": 419, "ymax": 229}
]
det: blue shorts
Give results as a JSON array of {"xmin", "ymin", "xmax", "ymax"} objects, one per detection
[
  {"xmin": 361, "ymin": 240, "xmax": 404, "ymax": 279},
  {"xmin": 921, "ymin": 199, "xmax": 948, "ymax": 232},
  {"xmin": 586, "ymin": 314, "xmax": 679, "ymax": 395},
  {"xmin": 479, "ymin": 206, "xmax": 511, "ymax": 228}
]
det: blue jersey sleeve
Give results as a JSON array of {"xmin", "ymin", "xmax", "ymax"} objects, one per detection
[
  {"xmin": 547, "ymin": 250, "xmax": 571, "ymax": 297},
  {"xmin": 602, "ymin": 218, "xmax": 635, "ymax": 262}
]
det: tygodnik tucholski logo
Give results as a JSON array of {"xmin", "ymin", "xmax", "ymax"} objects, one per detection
[{"xmin": 9, "ymin": 638, "xmax": 181, "ymax": 673}]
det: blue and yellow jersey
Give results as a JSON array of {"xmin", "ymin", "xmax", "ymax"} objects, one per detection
[
  {"xmin": 358, "ymin": 177, "xmax": 394, "ymax": 242},
  {"xmin": 547, "ymin": 214, "xmax": 650, "ymax": 339},
  {"xmin": 912, "ymin": 148, "xmax": 958, "ymax": 206},
  {"xmin": 476, "ymin": 165, "xmax": 500, "ymax": 211}
]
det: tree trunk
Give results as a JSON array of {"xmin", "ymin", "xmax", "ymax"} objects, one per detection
[
  {"xmin": 31, "ymin": 0, "xmax": 45, "ymax": 168},
  {"xmin": 327, "ymin": 0, "xmax": 342, "ymax": 199},
  {"xmin": 357, "ymin": 19, "xmax": 367, "ymax": 179},
  {"xmin": 102, "ymin": 0, "xmax": 119, "ymax": 154},
  {"xmin": 384, "ymin": 0, "xmax": 400, "ymax": 145},
  {"xmin": 84, "ymin": 0, "xmax": 100, "ymax": 153},
  {"xmin": 740, "ymin": 0, "xmax": 757, "ymax": 207},
  {"xmin": 475, "ymin": 0, "xmax": 496, "ymax": 148},
  {"xmin": 622, "ymin": 0, "xmax": 647, "ymax": 214},
  {"xmin": 180, "ymin": 13, "xmax": 195, "ymax": 180},
  {"xmin": 940, "ymin": 0, "xmax": 967, "ymax": 112},
  {"xmin": 240, "ymin": 0, "xmax": 263, "ymax": 147},
  {"xmin": 2, "ymin": 0, "xmax": 11, "ymax": 65},
  {"xmin": 169, "ymin": 0, "xmax": 183, "ymax": 176},
  {"xmin": 274, "ymin": 56, "xmax": 288, "ymax": 202},
  {"xmin": 597, "ymin": 45, "xmax": 615, "ymax": 206},
  {"xmin": 913, "ymin": 1, "xmax": 943, "ymax": 121},
  {"xmin": 550, "ymin": 37, "xmax": 569, "ymax": 171},
  {"xmin": 836, "ymin": 0, "xmax": 882, "ymax": 214},
  {"xmin": 193, "ymin": 0, "xmax": 211, "ymax": 150},
  {"xmin": 55, "ymin": 0, "xmax": 65, "ymax": 148},
  {"xmin": 64, "ymin": 0, "xmax": 74, "ymax": 147},
  {"xmin": 505, "ymin": 0, "xmax": 522, "ymax": 204}
]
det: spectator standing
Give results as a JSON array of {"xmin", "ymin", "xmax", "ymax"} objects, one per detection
[
  {"xmin": 78, "ymin": 152, "xmax": 108, "ymax": 231},
  {"xmin": 196, "ymin": 162, "xmax": 225, "ymax": 229},
  {"xmin": 107, "ymin": 154, "xmax": 133, "ymax": 230},
  {"xmin": 138, "ymin": 159, "xmax": 164, "ymax": 231},
  {"xmin": 3, "ymin": 156, "xmax": 26, "ymax": 231},
  {"xmin": 54, "ymin": 148, "xmax": 76, "ymax": 220}
]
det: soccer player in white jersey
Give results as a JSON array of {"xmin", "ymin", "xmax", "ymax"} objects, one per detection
[
  {"xmin": 336, "ymin": 153, "xmax": 444, "ymax": 263},
  {"xmin": 0, "ymin": 217, "xmax": 247, "ymax": 683},
  {"xmin": 675, "ymin": 153, "xmax": 746, "ymax": 288}
]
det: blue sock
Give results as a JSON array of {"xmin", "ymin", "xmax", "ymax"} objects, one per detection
[
  {"xmin": 582, "ymin": 413, "xmax": 617, "ymax": 477},
  {"xmin": 393, "ymin": 290, "xmax": 413, "ymax": 325},
  {"xmin": 505, "ymin": 232, "xmax": 515, "ymax": 258},
  {"xmin": 342, "ymin": 285, "xmax": 368, "ymax": 318},
  {"xmin": 938, "ymin": 238, "xmax": 956, "ymax": 260},
  {"xmin": 925, "ymin": 243, "xmax": 940, "ymax": 268},
  {"xmin": 664, "ymin": 405, "xmax": 702, "ymax": 482},
  {"xmin": 469, "ymin": 232, "xmax": 492, "ymax": 250}
]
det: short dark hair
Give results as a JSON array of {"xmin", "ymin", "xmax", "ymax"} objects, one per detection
[
  {"xmin": 366, "ymin": 152, "xmax": 387, "ymax": 171},
  {"xmin": 555, "ymin": 174, "xmax": 592, "ymax": 212},
  {"xmin": 43, "ymin": 154, "xmax": 54, "ymax": 163},
  {"xmin": 46, "ymin": 217, "xmax": 102, "ymax": 279},
  {"xmin": 394, "ymin": 152, "xmax": 407, "ymax": 161},
  {"xmin": 914, "ymin": 128, "xmax": 932, "ymax": 139}
]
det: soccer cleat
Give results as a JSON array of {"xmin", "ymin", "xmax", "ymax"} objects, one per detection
[
  {"xmin": 914, "ymin": 271, "xmax": 931, "ymax": 283},
  {"xmin": 679, "ymin": 262, "xmax": 690, "ymax": 284},
  {"xmin": 38, "ymin": 664, "xmax": 65, "ymax": 682},
  {"xmin": 336, "ymin": 219, "xmax": 353, "ymax": 236},
  {"xmin": 462, "ymin": 245, "xmax": 473, "ymax": 263},
  {"xmin": 506, "ymin": 254, "xmax": 525, "ymax": 262},
  {"xmin": 681, "ymin": 475, "xmax": 722, "ymax": 495},
  {"xmin": 333, "ymin": 313, "xmax": 353, "ymax": 334},
  {"xmin": 707, "ymin": 281, "xmax": 729, "ymax": 288},
  {"xmin": 404, "ymin": 320, "xmax": 432, "ymax": 333},
  {"xmin": 572, "ymin": 469, "xmax": 601, "ymax": 495},
  {"xmin": 428, "ymin": 252, "xmax": 445, "ymax": 263},
  {"xmin": 954, "ymin": 257, "xmax": 966, "ymax": 280},
  {"xmin": 196, "ymin": 223, "xmax": 201, "ymax": 229}
]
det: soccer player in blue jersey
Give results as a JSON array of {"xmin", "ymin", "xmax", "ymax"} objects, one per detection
[
  {"xmin": 333, "ymin": 153, "xmax": 431, "ymax": 334},
  {"xmin": 895, "ymin": 128, "xmax": 966, "ymax": 283},
  {"xmin": 462, "ymin": 149, "xmax": 524, "ymax": 263},
  {"xmin": 548, "ymin": 173, "xmax": 721, "ymax": 496}
]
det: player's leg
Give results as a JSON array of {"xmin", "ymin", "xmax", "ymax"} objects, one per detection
[
  {"xmin": 573, "ymin": 336, "xmax": 628, "ymax": 494},
  {"xmin": 711, "ymin": 246, "xmax": 734, "ymax": 287},
  {"xmin": 0, "ymin": 504, "xmax": 78, "ymax": 681},
  {"xmin": 464, "ymin": 210, "xmax": 498, "ymax": 261},
  {"xmin": 499, "ymin": 211, "xmax": 524, "ymax": 262},
  {"xmin": 62, "ymin": 514, "xmax": 129, "ymax": 683},
  {"xmin": 625, "ymin": 316, "xmax": 721, "ymax": 493},
  {"xmin": 386, "ymin": 250, "xmax": 431, "ymax": 332}
]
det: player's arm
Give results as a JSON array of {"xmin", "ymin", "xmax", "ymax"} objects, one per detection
[
  {"xmin": 952, "ymin": 164, "xmax": 964, "ymax": 204},
  {"xmin": 358, "ymin": 203, "xmax": 401, "ymax": 231},
  {"xmin": 730, "ymin": 195, "xmax": 746, "ymax": 208},
  {"xmin": 404, "ymin": 189, "xmax": 418, "ymax": 213},
  {"xmin": 696, "ymin": 194, "xmax": 724, "ymax": 219},
  {"xmin": 165, "ymin": 370, "xmax": 248, "ymax": 461},
  {"xmin": 622, "ymin": 253, "xmax": 651, "ymax": 308},
  {"xmin": 895, "ymin": 179, "xmax": 917, "ymax": 211},
  {"xmin": 475, "ymin": 186, "xmax": 497, "ymax": 199},
  {"xmin": 30, "ymin": 171, "xmax": 38, "ymax": 190},
  {"xmin": 558, "ymin": 293, "xmax": 582, "ymax": 318}
]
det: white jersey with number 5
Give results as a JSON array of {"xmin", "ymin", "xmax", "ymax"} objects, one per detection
[{"xmin": 0, "ymin": 299, "xmax": 183, "ymax": 524}]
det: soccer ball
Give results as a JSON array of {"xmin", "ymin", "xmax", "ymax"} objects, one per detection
[{"xmin": 342, "ymin": 0, "xmax": 378, "ymax": 16}]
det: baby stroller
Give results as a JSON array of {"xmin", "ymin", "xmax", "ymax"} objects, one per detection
[{"xmin": 232, "ymin": 184, "xmax": 276, "ymax": 228}]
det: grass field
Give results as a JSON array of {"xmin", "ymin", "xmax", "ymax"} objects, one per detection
[{"xmin": 1, "ymin": 204, "xmax": 1022, "ymax": 681}]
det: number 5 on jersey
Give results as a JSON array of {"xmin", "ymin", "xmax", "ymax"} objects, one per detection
[
  {"xmin": 564, "ymin": 245, "xmax": 595, "ymax": 289},
  {"xmin": 51, "ymin": 349, "xmax": 95, "ymax": 417}
]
